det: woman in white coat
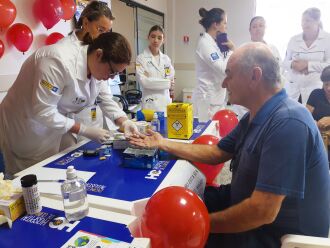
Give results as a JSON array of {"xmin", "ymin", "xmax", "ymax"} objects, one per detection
[
  {"xmin": 232, "ymin": 16, "xmax": 283, "ymax": 119},
  {"xmin": 59, "ymin": 0, "xmax": 125, "ymax": 147},
  {"xmin": 249, "ymin": 16, "xmax": 282, "ymax": 62},
  {"xmin": 192, "ymin": 7, "xmax": 235, "ymax": 119},
  {"xmin": 283, "ymin": 7, "xmax": 330, "ymax": 105},
  {"xmin": 0, "ymin": 32, "xmax": 138, "ymax": 176},
  {"xmin": 136, "ymin": 25, "xmax": 175, "ymax": 114}
]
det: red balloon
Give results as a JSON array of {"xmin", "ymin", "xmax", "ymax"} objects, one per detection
[
  {"xmin": 34, "ymin": 0, "xmax": 63, "ymax": 29},
  {"xmin": 6, "ymin": 23, "xmax": 33, "ymax": 53},
  {"xmin": 192, "ymin": 135, "xmax": 224, "ymax": 185},
  {"xmin": 140, "ymin": 186, "xmax": 209, "ymax": 248},
  {"xmin": 45, "ymin": 32, "xmax": 64, "ymax": 45},
  {"xmin": 212, "ymin": 109, "xmax": 238, "ymax": 137},
  {"xmin": 60, "ymin": 0, "xmax": 76, "ymax": 21},
  {"xmin": 0, "ymin": 0, "xmax": 16, "ymax": 30},
  {"xmin": 0, "ymin": 40, "xmax": 4, "ymax": 58}
]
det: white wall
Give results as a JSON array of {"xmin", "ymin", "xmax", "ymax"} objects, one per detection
[
  {"xmin": 111, "ymin": 0, "xmax": 136, "ymax": 73},
  {"xmin": 0, "ymin": 0, "xmax": 256, "ymax": 102},
  {"xmin": 131, "ymin": 0, "xmax": 167, "ymax": 14},
  {"xmin": 0, "ymin": 0, "xmax": 72, "ymax": 101}
]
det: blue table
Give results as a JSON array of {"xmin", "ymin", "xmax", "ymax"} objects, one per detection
[
  {"xmin": 15, "ymin": 120, "xmax": 215, "ymax": 215},
  {"xmin": 0, "ymin": 206, "xmax": 134, "ymax": 248}
]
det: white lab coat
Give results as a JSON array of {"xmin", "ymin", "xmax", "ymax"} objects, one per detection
[
  {"xmin": 136, "ymin": 47, "xmax": 175, "ymax": 113},
  {"xmin": 0, "ymin": 40, "xmax": 126, "ymax": 175},
  {"xmin": 192, "ymin": 33, "xmax": 232, "ymax": 118},
  {"xmin": 283, "ymin": 30, "xmax": 330, "ymax": 104},
  {"xmin": 58, "ymin": 33, "xmax": 125, "ymax": 145}
]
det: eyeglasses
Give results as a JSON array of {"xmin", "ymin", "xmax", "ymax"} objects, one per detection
[
  {"xmin": 96, "ymin": 26, "xmax": 110, "ymax": 34},
  {"xmin": 108, "ymin": 62, "xmax": 125, "ymax": 78}
]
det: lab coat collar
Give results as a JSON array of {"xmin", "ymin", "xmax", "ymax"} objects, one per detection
[
  {"xmin": 204, "ymin": 32, "xmax": 218, "ymax": 47},
  {"xmin": 295, "ymin": 29, "xmax": 327, "ymax": 43},
  {"xmin": 76, "ymin": 46, "xmax": 88, "ymax": 82},
  {"xmin": 144, "ymin": 47, "xmax": 165, "ymax": 72}
]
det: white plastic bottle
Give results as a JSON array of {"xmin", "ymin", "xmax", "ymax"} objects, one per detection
[
  {"xmin": 151, "ymin": 112, "xmax": 160, "ymax": 132},
  {"xmin": 21, "ymin": 174, "xmax": 42, "ymax": 215},
  {"xmin": 61, "ymin": 166, "xmax": 89, "ymax": 221}
]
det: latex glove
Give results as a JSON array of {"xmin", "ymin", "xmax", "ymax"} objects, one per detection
[
  {"xmin": 78, "ymin": 124, "xmax": 111, "ymax": 143},
  {"xmin": 122, "ymin": 119, "xmax": 140, "ymax": 138}
]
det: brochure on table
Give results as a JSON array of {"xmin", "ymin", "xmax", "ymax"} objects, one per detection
[{"xmin": 0, "ymin": 198, "xmax": 149, "ymax": 248}]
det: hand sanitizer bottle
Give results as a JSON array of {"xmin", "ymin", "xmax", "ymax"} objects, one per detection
[
  {"xmin": 61, "ymin": 166, "xmax": 89, "ymax": 221},
  {"xmin": 151, "ymin": 112, "xmax": 160, "ymax": 132}
]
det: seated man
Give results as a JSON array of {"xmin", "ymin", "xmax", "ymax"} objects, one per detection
[{"xmin": 129, "ymin": 43, "xmax": 330, "ymax": 248}]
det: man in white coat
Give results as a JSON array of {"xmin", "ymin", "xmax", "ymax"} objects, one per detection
[
  {"xmin": 0, "ymin": 32, "xmax": 138, "ymax": 176},
  {"xmin": 136, "ymin": 25, "xmax": 175, "ymax": 114}
]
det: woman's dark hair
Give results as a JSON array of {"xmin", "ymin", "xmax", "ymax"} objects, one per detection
[
  {"xmin": 148, "ymin": 25, "xmax": 164, "ymax": 36},
  {"xmin": 321, "ymin": 65, "xmax": 330, "ymax": 82},
  {"xmin": 87, "ymin": 32, "xmax": 132, "ymax": 65},
  {"xmin": 75, "ymin": 1, "xmax": 114, "ymax": 29},
  {"xmin": 249, "ymin": 16, "xmax": 265, "ymax": 29},
  {"xmin": 199, "ymin": 7, "xmax": 225, "ymax": 31}
]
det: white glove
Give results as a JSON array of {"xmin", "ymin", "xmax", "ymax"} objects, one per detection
[
  {"xmin": 122, "ymin": 119, "xmax": 140, "ymax": 138},
  {"xmin": 78, "ymin": 124, "xmax": 111, "ymax": 143}
]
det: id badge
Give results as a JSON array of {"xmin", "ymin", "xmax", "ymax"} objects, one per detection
[
  {"xmin": 91, "ymin": 107, "xmax": 97, "ymax": 121},
  {"xmin": 164, "ymin": 66, "xmax": 171, "ymax": 77}
]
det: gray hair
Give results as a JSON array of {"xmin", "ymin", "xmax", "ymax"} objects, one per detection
[{"xmin": 237, "ymin": 43, "xmax": 281, "ymax": 88}]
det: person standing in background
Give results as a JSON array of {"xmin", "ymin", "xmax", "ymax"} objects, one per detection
[
  {"xmin": 232, "ymin": 16, "xmax": 283, "ymax": 119},
  {"xmin": 249, "ymin": 16, "xmax": 282, "ymax": 62},
  {"xmin": 283, "ymin": 7, "xmax": 330, "ymax": 105},
  {"xmin": 192, "ymin": 7, "xmax": 235, "ymax": 120},
  {"xmin": 135, "ymin": 25, "xmax": 175, "ymax": 114}
]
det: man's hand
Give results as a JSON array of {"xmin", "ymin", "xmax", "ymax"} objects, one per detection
[
  {"xmin": 129, "ymin": 129, "xmax": 164, "ymax": 149},
  {"xmin": 78, "ymin": 124, "xmax": 111, "ymax": 143}
]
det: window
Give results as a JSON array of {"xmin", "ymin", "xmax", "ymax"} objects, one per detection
[{"xmin": 256, "ymin": 0, "xmax": 330, "ymax": 58}]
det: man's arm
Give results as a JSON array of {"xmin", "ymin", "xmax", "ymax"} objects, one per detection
[
  {"xmin": 129, "ymin": 130, "xmax": 233, "ymax": 164},
  {"xmin": 210, "ymin": 190, "xmax": 285, "ymax": 233}
]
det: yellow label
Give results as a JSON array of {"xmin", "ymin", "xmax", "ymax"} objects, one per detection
[
  {"xmin": 165, "ymin": 67, "xmax": 171, "ymax": 76},
  {"xmin": 91, "ymin": 107, "xmax": 97, "ymax": 121},
  {"xmin": 40, "ymin": 79, "xmax": 58, "ymax": 93}
]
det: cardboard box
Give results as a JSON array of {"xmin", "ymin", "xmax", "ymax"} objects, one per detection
[
  {"xmin": 167, "ymin": 103, "xmax": 193, "ymax": 139},
  {"xmin": 0, "ymin": 193, "xmax": 25, "ymax": 221},
  {"xmin": 122, "ymin": 147, "xmax": 159, "ymax": 169}
]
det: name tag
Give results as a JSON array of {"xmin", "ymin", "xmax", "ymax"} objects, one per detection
[{"xmin": 40, "ymin": 79, "xmax": 58, "ymax": 92}]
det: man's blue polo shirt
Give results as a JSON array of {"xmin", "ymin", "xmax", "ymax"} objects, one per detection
[{"xmin": 218, "ymin": 89, "xmax": 330, "ymax": 237}]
